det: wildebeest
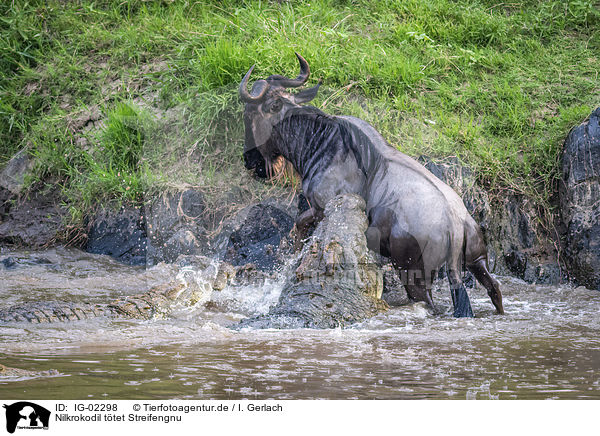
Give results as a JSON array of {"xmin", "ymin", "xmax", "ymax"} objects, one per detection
[{"xmin": 239, "ymin": 53, "xmax": 504, "ymax": 317}]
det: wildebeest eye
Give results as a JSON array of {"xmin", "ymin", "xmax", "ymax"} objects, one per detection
[{"xmin": 267, "ymin": 99, "xmax": 283, "ymax": 113}]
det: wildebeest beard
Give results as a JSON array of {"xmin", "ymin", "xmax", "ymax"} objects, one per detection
[
  {"xmin": 243, "ymin": 145, "xmax": 287, "ymax": 180},
  {"xmin": 243, "ymin": 146, "xmax": 268, "ymax": 178},
  {"xmin": 243, "ymin": 118, "xmax": 297, "ymax": 181}
]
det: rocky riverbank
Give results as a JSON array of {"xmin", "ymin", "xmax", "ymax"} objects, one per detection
[{"xmin": 1, "ymin": 108, "xmax": 599, "ymax": 292}]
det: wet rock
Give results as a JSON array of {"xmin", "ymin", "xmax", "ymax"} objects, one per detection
[
  {"xmin": 488, "ymin": 194, "xmax": 564, "ymax": 283},
  {"xmin": 380, "ymin": 263, "xmax": 410, "ymax": 306},
  {"xmin": 1, "ymin": 256, "xmax": 16, "ymax": 269},
  {"xmin": 146, "ymin": 188, "xmax": 208, "ymax": 264},
  {"xmin": 0, "ymin": 186, "xmax": 66, "ymax": 247},
  {"xmin": 0, "ymin": 255, "xmax": 52, "ymax": 270},
  {"xmin": 223, "ymin": 204, "xmax": 294, "ymax": 271},
  {"xmin": 504, "ymin": 247, "xmax": 528, "ymax": 278},
  {"xmin": 523, "ymin": 262, "xmax": 563, "ymax": 285},
  {"xmin": 237, "ymin": 194, "xmax": 388, "ymax": 329},
  {"xmin": 86, "ymin": 206, "xmax": 147, "ymax": 265},
  {"xmin": 232, "ymin": 263, "xmax": 277, "ymax": 286},
  {"xmin": 499, "ymin": 195, "xmax": 537, "ymax": 251},
  {"xmin": 0, "ymin": 186, "xmax": 13, "ymax": 217},
  {"xmin": 161, "ymin": 229, "xmax": 200, "ymax": 260},
  {"xmin": 0, "ymin": 150, "xmax": 64, "ymax": 247},
  {"xmin": 560, "ymin": 107, "xmax": 600, "ymax": 290}
]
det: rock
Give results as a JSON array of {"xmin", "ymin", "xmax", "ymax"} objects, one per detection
[
  {"xmin": 223, "ymin": 204, "xmax": 294, "ymax": 270},
  {"xmin": 232, "ymin": 263, "xmax": 277, "ymax": 286},
  {"xmin": 86, "ymin": 206, "xmax": 147, "ymax": 265},
  {"xmin": 0, "ymin": 186, "xmax": 13, "ymax": 217},
  {"xmin": 560, "ymin": 107, "xmax": 600, "ymax": 290},
  {"xmin": 146, "ymin": 188, "xmax": 208, "ymax": 264},
  {"xmin": 381, "ymin": 263, "xmax": 410, "ymax": 306},
  {"xmin": 504, "ymin": 247, "xmax": 528, "ymax": 277},
  {"xmin": 0, "ymin": 148, "xmax": 34, "ymax": 195},
  {"xmin": 0, "ymin": 255, "xmax": 52, "ymax": 270},
  {"xmin": 0, "ymin": 185, "xmax": 66, "ymax": 247},
  {"xmin": 523, "ymin": 262, "xmax": 562, "ymax": 285},
  {"xmin": 85, "ymin": 188, "xmax": 209, "ymax": 265},
  {"xmin": 0, "ymin": 150, "xmax": 64, "ymax": 247},
  {"xmin": 208, "ymin": 194, "xmax": 300, "ymax": 260},
  {"xmin": 237, "ymin": 194, "xmax": 388, "ymax": 329},
  {"xmin": 161, "ymin": 229, "xmax": 200, "ymax": 260},
  {"xmin": 488, "ymin": 194, "xmax": 564, "ymax": 283},
  {"xmin": 1, "ymin": 256, "xmax": 16, "ymax": 269}
]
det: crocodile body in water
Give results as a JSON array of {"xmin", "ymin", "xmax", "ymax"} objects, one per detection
[
  {"xmin": 0, "ymin": 258, "xmax": 235, "ymax": 324},
  {"xmin": 238, "ymin": 193, "xmax": 389, "ymax": 329},
  {"xmin": 0, "ymin": 363, "xmax": 59, "ymax": 379}
]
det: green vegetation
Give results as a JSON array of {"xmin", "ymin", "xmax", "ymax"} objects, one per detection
[{"xmin": 1, "ymin": 0, "xmax": 598, "ymax": 233}]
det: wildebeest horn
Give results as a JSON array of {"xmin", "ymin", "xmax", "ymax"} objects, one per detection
[
  {"xmin": 239, "ymin": 65, "xmax": 269, "ymax": 103},
  {"xmin": 266, "ymin": 52, "xmax": 310, "ymax": 88}
]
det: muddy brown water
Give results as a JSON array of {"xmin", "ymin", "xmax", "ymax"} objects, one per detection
[{"xmin": 1, "ymin": 247, "xmax": 599, "ymax": 400}]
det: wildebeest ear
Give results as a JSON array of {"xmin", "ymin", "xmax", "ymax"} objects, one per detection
[{"xmin": 293, "ymin": 81, "xmax": 321, "ymax": 104}]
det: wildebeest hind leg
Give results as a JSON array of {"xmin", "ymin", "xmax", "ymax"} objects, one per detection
[
  {"xmin": 447, "ymin": 266, "xmax": 474, "ymax": 318},
  {"xmin": 389, "ymin": 234, "xmax": 435, "ymax": 311},
  {"xmin": 467, "ymin": 259, "xmax": 504, "ymax": 314},
  {"xmin": 463, "ymin": 219, "xmax": 503, "ymax": 314}
]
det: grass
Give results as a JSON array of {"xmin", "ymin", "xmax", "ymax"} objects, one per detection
[{"xmin": 0, "ymin": 0, "xmax": 598, "ymax": 236}]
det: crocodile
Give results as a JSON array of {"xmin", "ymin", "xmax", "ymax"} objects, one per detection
[
  {"xmin": 237, "ymin": 193, "xmax": 389, "ymax": 329},
  {"xmin": 0, "ymin": 363, "xmax": 59, "ymax": 379},
  {"xmin": 0, "ymin": 258, "xmax": 235, "ymax": 324}
]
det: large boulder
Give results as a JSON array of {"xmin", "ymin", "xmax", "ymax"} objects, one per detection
[
  {"xmin": 223, "ymin": 204, "xmax": 294, "ymax": 271},
  {"xmin": 145, "ymin": 188, "xmax": 208, "ymax": 264},
  {"xmin": 85, "ymin": 206, "xmax": 147, "ymax": 265},
  {"xmin": 0, "ymin": 149, "xmax": 65, "ymax": 247},
  {"xmin": 560, "ymin": 107, "xmax": 600, "ymax": 290},
  {"xmin": 0, "ymin": 185, "xmax": 65, "ymax": 247},
  {"xmin": 85, "ymin": 188, "xmax": 210, "ymax": 266},
  {"xmin": 237, "ymin": 194, "xmax": 388, "ymax": 329}
]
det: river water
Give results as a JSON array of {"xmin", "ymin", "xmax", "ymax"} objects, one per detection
[{"xmin": 1, "ymin": 247, "xmax": 599, "ymax": 400}]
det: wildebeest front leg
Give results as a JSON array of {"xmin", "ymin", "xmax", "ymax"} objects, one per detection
[
  {"xmin": 447, "ymin": 268, "xmax": 474, "ymax": 318},
  {"xmin": 467, "ymin": 258, "xmax": 504, "ymax": 314},
  {"xmin": 294, "ymin": 207, "xmax": 323, "ymax": 251}
]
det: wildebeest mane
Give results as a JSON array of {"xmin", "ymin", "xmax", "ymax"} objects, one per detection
[{"xmin": 272, "ymin": 106, "xmax": 370, "ymax": 179}]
